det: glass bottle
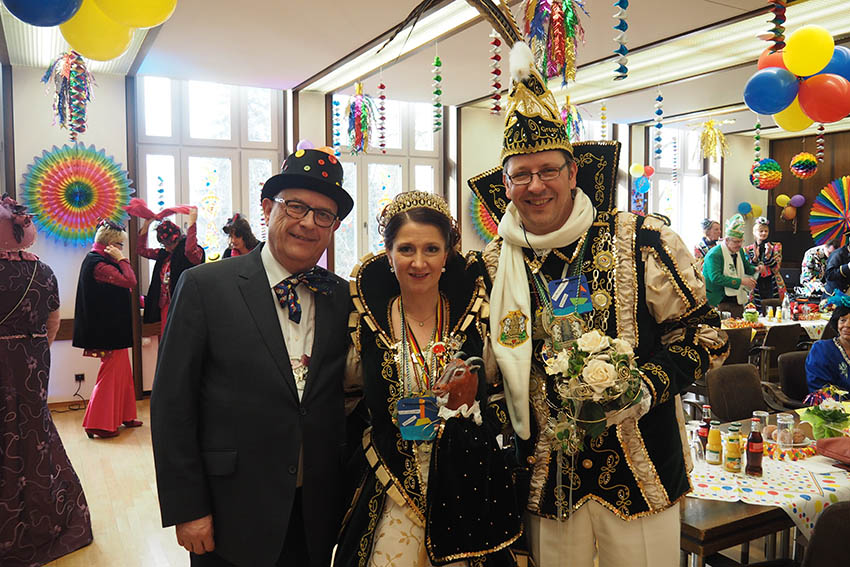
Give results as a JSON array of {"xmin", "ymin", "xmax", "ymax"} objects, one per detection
[
  {"xmin": 781, "ymin": 294, "xmax": 791, "ymax": 321},
  {"xmin": 706, "ymin": 420, "xmax": 723, "ymax": 465},
  {"xmin": 746, "ymin": 416, "xmax": 764, "ymax": 477},
  {"xmin": 698, "ymin": 404, "xmax": 711, "ymax": 451},
  {"xmin": 724, "ymin": 425, "xmax": 742, "ymax": 473}
]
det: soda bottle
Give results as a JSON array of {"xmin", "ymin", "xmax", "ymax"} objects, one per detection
[
  {"xmin": 746, "ymin": 416, "xmax": 764, "ymax": 477},
  {"xmin": 698, "ymin": 404, "xmax": 711, "ymax": 451}
]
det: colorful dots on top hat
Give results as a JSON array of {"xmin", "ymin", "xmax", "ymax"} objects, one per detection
[{"xmin": 295, "ymin": 149, "xmax": 305, "ymax": 158}]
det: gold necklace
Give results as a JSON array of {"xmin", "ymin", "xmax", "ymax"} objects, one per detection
[{"xmin": 397, "ymin": 297, "xmax": 437, "ymax": 328}]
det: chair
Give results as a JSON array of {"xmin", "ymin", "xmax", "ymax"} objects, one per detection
[
  {"xmin": 821, "ymin": 323, "xmax": 837, "ymax": 341},
  {"xmin": 724, "ymin": 327, "xmax": 753, "ymax": 365},
  {"xmin": 706, "ymin": 364, "xmax": 772, "ymax": 422},
  {"xmin": 777, "ymin": 351, "xmax": 809, "ymax": 406},
  {"xmin": 751, "ymin": 323, "xmax": 803, "ymax": 382},
  {"xmin": 761, "ymin": 298, "xmax": 782, "ymax": 315}
]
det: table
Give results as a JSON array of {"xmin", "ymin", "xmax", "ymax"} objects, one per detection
[{"xmin": 758, "ymin": 317, "xmax": 828, "ymax": 341}]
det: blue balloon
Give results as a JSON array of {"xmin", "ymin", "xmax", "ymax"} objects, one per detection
[
  {"xmin": 634, "ymin": 176, "xmax": 650, "ymax": 194},
  {"xmin": 738, "ymin": 202, "xmax": 752, "ymax": 216},
  {"xmin": 3, "ymin": 0, "xmax": 82, "ymax": 26},
  {"xmin": 743, "ymin": 67, "xmax": 799, "ymax": 115},
  {"xmin": 817, "ymin": 46, "xmax": 850, "ymax": 82}
]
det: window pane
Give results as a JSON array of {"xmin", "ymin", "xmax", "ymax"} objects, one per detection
[
  {"xmin": 145, "ymin": 154, "xmax": 176, "ymax": 250},
  {"xmin": 334, "ymin": 162, "xmax": 358, "ymax": 278},
  {"xmin": 189, "ymin": 81, "xmax": 231, "ymax": 140},
  {"xmin": 367, "ymin": 163, "xmax": 403, "ymax": 253},
  {"xmin": 248, "ymin": 158, "xmax": 273, "ymax": 241},
  {"xmin": 188, "ymin": 156, "xmax": 233, "ymax": 258},
  {"xmin": 686, "ymin": 129, "xmax": 703, "ymax": 170},
  {"xmin": 653, "ymin": 178, "xmax": 674, "ymax": 220},
  {"xmin": 143, "ymin": 76, "xmax": 171, "ymax": 137},
  {"xmin": 413, "ymin": 103, "xmax": 434, "ymax": 151},
  {"xmin": 680, "ymin": 174, "xmax": 708, "ymax": 249},
  {"xmin": 414, "ymin": 164, "xmax": 434, "ymax": 193},
  {"xmin": 654, "ymin": 128, "xmax": 677, "ymax": 170},
  {"xmin": 245, "ymin": 87, "xmax": 272, "ymax": 143}
]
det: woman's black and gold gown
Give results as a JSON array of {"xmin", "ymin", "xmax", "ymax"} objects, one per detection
[{"xmin": 335, "ymin": 251, "xmax": 523, "ymax": 567}]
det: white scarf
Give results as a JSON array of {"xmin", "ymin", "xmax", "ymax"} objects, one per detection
[
  {"xmin": 490, "ymin": 189, "xmax": 595, "ymax": 440},
  {"xmin": 720, "ymin": 241, "xmax": 749, "ymax": 305}
]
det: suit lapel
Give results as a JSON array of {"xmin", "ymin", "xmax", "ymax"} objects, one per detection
[
  {"xmin": 237, "ymin": 249, "xmax": 298, "ymax": 400},
  {"xmin": 302, "ymin": 289, "xmax": 332, "ymax": 402}
]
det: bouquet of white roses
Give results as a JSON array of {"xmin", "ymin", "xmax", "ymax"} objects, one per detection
[
  {"xmin": 542, "ymin": 329, "xmax": 644, "ymax": 454},
  {"xmin": 802, "ymin": 398, "xmax": 850, "ymax": 439}
]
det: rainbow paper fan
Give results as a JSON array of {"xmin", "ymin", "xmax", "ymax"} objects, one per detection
[
  {"xmin": 809, "ymin": 175, "xmax": 850, "ymax": 246},
  {"xmin": 470, "ymin": 193, "xmax": 498, "ymax": 242},
  {"xmin": 20, "ymin": 144, "xmax": 134, "ymax": 246}
]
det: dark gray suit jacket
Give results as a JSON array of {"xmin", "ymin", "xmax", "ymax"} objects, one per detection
[{"xmin": 151, "ymin": 244, "xmax": 350, "ymax": 566}]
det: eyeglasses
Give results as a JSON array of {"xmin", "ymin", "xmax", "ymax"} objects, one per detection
[
  {"xmin": 505, "ymin": 162, "xmax": 570, "ymax": 186},
  {"xmin": 272, "ymin": 197, "xmax": 337, "ymax": 228}
]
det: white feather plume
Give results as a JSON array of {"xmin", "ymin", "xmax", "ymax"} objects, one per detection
[{"xmin": 510, "ymin": 41, "xmax": 535, "ymax": 83}]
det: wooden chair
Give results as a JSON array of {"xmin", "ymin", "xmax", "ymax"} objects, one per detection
[
  {"xmin": 777, "ymin": 351, "xmax": 808, "ymax": 407},
  {"xmin": 706, "ymin": 364, "xmax": 772, "ymax": 422},
  {"xmin": 751, "ymin": 323, "xmax": 803, "ymax": 383},
  {"xmin": 724, "ymin": 327, "xmax": 753, "ymax": 365}
]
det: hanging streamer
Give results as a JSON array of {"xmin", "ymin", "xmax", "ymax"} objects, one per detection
[
  {"xmin": 332, "ymin": 98, "xmax": 342, "ymax": 157},
  {"xmin": 816, "ymin": 124, "xmax": 825, "ymax": 163},
  {"xmin": 489, "ymin": 30, "xmax": 503, "ymax": 114},
  {"xmin": 600, "ymin": 103, "xmax": 608, "ymax": 140},
  {"xmin": 156, "ymin": 175, "xmax": 165, "ymax": 209},
  {"xmin": 377, "ymin": 79, "xmax": 387, "ymax": 154},
  {"xmin": 523, "ymin": 0, "xmax": 588, "ymax": 85},
  {"xmin": 758, "ymin": 1, "xmax": 787, "ymax": 53},
  {"xmin": 613, "ymin": 0, "xmax": 629, "ymax": 81},
  {"xmin": 653, "ymin": 88, "xmax": 663, "ymax": 158},
  {"xmin": 754, "ymin": 120, "xmax": 762, "ymax": 164},
  {"xmin": 560, "ymin": 96, "xmax": 585, "ymax": 142},
  {"xmin": 671, "ymin": 135, "xmax": 679, "ymax": 187},
  {"xmin": 345, "ymin": 82, "xmax": 376, "ymax": 155},
  {"xmin": 41, "ymin": 50, "xmax": 95, "ymax": 141},
  {"xmin": 699, "ymin": 119, "xmax": 730, "ymax": 161},
  {"xmin": 433, "ymin": 54, "xmax": 443, "ymax": 133}
]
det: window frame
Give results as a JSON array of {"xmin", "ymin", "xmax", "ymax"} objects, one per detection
[{"xmin": 180, "ymin": 81, "xmax": 240, "ymax": 148}]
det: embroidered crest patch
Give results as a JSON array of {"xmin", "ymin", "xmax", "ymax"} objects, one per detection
[{"xmin": 498, "ymin": 310, "xmax": 529, "ymax": 348}]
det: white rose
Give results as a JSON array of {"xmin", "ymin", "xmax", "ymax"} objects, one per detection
[
  {"xmin": 576, "ymin": 330, "xmax": 610, "ymax": 354},
  {"xmin": 611, "ymin": 338, "xmax": 634, "ymax": 357},
  {"xmin": 820, "ymin": 398, "xmax": 843, "ymax": 412},
  {"xmin": 544, "ymin": 350, "xmax": 572, "ymax": 376},
  {"xmin": 581, "ymin": 359, "xmax": 618, "ymax": 400}
]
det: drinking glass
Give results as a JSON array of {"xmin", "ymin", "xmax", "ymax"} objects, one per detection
[{"xmin": 686, "ymin": 420, "xmax": 704, "ymax": 465}]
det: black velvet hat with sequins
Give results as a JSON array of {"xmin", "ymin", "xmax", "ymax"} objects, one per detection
[{"xmin": 261, "ymin": 148, "xmax": 354, "ymax": 220}]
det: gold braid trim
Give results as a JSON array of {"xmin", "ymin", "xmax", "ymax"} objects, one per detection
[
  {"xmin": 362, "ymin": 428, "xmax": 425, "ymax": 526},
  {"xmin": 616, "ymin": 418, "xmax": 671, "ymax": 511},
  {"xmin": 613, "ymin": 212, "xmax": 639, "ymax": 346}
]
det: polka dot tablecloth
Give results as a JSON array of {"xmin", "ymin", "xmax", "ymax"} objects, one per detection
[
  {"xmin": 757, "ymin": 317, "xmax": 828, "ymax": 340},
  {"xmin": 689, "ymin": 459, "xmax": 850, "ymax": 538}
]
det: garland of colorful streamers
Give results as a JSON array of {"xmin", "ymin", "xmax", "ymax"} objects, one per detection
[
  {"xmin": 764, "ymin": 442, "xmax": 816, "ymax": 461},
  {"xmin": 433, "ymin": 55, "xmax": 443, "ymax": 133},
  {"xmin": 20, "ymin": 144, "xmax": 133, "ymax": 246},
  {"xmin": 377, "ymin": 80, "xmax": 387, "ymax": 154},
  {"xmin": 790, "ymin": 152, "xmax": 818, "ymax": 179},
  {"xmin": 810, "ymin": 176, "xmax": 850, "ymax": 246},
  {"xmin": 345, "ymin": 82, "xmax": 376, "ymax": 155},
  {"xmin": 489, "ymin": 30, "xmax": 503, "ymax": 114},
  {"xmin": 758, "ymin": 1, "xmax": 787, "ymax": 53},
  {"xmin": 41, "ymin": 51, "xmax": 94, "ymax": 142},
  {"xmin": 750, "ymin": 158, "xmax": 782, "ymax": 190},
  {"xmin": 816, "ymin": 124, "xmax": 825, "ymax": 163},
  {"xmin": 560, "ymin": 96, "xmax": 584, "ymax": 142},
  {"xmin": 600, "ymin": 103, "xmax": 608, "ymax": 140},
  {"xmin": 332, "ymin": 98, "xmax": 342, "ymax": 157},
  {"xmin": 469, "ymin": 193, "xmax": 499, "ymax": 242},
  {"xmin": 699, "ymin": 119, "xmax": 729, "ymax": 161},
  {"xmin": 653, "ymin": 88, "xmax": 663, "ymax": 158},
  {"xmin": 613, "ymin": 0, "xmax": 629, "ymax": 81},
  {"xmin": 523, "ymin": 0, "xmax": 588, "ymax": 85}
]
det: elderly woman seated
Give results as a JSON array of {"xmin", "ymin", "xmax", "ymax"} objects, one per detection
[{"xmin": 806, "ymin": 293, "xmax": 850, "ymax": 393}]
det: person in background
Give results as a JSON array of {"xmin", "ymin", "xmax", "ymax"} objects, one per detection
[
  {"xmin": 73, "ymin": 220, "xmax": 141, "ymax": 439},
  {"xmin": 222, "ymin": 213, "xmax": 260, "ymax": 258},
  {"xmin": 805, "ymin": 293, "xmax": 850, "ymax": 392},
  {"xmin": 825, "ymin": 234, "xmax": 850, "ymax": 295},
  {"xmin": 703, "ymin": 213, "xmax": 757, "ymax": 318},
  {"xmin": 743, "ymin": 217, "xmax": 785, "ymax": 306},
  {"xmin": 693, "ymin": 218, "xmax": 721, "ymax": 264},
  {"xmin": 800, "ymin": 238, "xmax": 841, "ymax": 296},
  {"xmin": 0, "ymin": 195, "xmax": 93, "ymax": 565}
]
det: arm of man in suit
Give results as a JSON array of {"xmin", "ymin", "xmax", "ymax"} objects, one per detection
[{"xmin": 150, "ymin": 270, "xmax": 215, "ymax": 554}]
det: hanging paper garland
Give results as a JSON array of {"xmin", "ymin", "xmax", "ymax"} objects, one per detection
[
  {"xmin": 156, "ymin": 175, "xmax": 165, "ymax": 209},
  {"xmin": 523, "ymin": 0, "xmax": 588, "ymax": 85},
  {"xmin": 469, "ymin": 193, "xmax": 499, "ymax": 242},
  {"xmin": 600, "ymin": 103, "xmax": 608, "ymax": 140},
  {"xmin": 671, "ymin": 135, "xmax": 679, "ymax": 187},
  {"xmin": 377, "ymin": 79, "xmax": 387, "ymax": 154},
  {"xmin": 489, "ymin": 30, "xmax": 503, "ymax": 114},
  {"xmin": 750, "ymin": 158, "xmax": 782, "ymax": 190},
  {"xmin": 790, "ymin": 152, "xmax": 818, "ymax": 179},
  {"xmin": 345, "ymin": 82, "xmax": 376, "ymax": 155},
  {"xmin": 41, "ymin": 50, "xmax": 94, "ymax": 142},
  {"xmin": 613, "ymin": 0, "xmax": 629, "ymax": 81},
  {"xmin": 560, "ymin": 96, "xmax": 585, "ymax": 142},
  {"xmin": 653, "ymin": 88, "xmax": 663, "ymax": 158},
  {"xmin": 699, "ymin": 119, "xmax": 730, "ymax": 160},
  {"xmin": 816, "ymin": 124, "xmax": 825, "ymax": 163},
  {"xmin": 754, "ymin": 120, "xmax": 762, "ymax": 164},
  {"xmin": 433, "ymin": 54, "xmax": 443, "ymax": 133},
  {"xmin": 20, "ymin": 144, "xmax": 133, "ymax": 246},
  {"xmin": 332, "ymin": 98, "xmax": 342, "ymax": 157},
  {"xmin": 758, "ymin": 1, "xmax": 787, "ymax": 53},
  {"xmin": 810, "ymin": 176, "xmax": 850, "ymax": 245}
]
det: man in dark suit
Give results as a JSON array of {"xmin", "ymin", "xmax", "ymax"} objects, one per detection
[{"xmin": 151, "ymin": 147, "xmax": 354, "ymax": 567}]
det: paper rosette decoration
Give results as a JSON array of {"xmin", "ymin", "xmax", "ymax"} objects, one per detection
[
  {"xmin": 810, "ymin": 176, "xmax": 850, "ymax": 246},
  {"xmin": 790, "ymin": 152, "xmax": 818, "ymax": 179},
  {"xmin": 750, "ymin": 158, "xmax": 782, "ymax": 190},
  {"xmin": 20, "ymin": 144, "xmax": 133, "ymax": 245},
  {"xmin": 469, "ymin": 193, "xmax": 498, "ymax": 242}
]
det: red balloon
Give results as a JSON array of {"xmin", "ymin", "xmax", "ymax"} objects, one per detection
[
  {"xmin": 644, "ymin": 165, "xmax": 655, "ymax": 177},
  {"xmin": 799, "ymin": 74, "xmax": 850, "ymax": 123},
  {"xmin": 758, "ymin": 48, "xmax": 787, "ymax": 71}
]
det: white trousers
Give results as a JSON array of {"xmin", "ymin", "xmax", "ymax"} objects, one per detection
[{"xmin": 525, "ymin": 500, "xmax": 680, "ymax": 567}]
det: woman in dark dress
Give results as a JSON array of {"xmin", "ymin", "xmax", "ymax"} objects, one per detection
[
  {"xmin": 221, "ymin": 213, "xmax": 260, "ymax": 258},
  {"xmin": 0, "ymin": 195, "xmax": 93, "ymax": 566}
]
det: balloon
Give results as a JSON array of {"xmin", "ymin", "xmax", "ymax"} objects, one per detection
[
  {"xmin": 772, "ymin": 97, "xmax": 813, "ymax": 132},
  {"xmin": 93, "ymin": 0, "xmax": 177, "ymax": 28},
  {"xmin": 799, "ymin": 74, "xmax": 850, "ymax": 123},
  {"xmin": 738, "ymin": 202, "xmax": 752, "ymax": 216},
  {"xmin": 644, "ymin": 165, "xmax": 655, "ymax": 177},
  {"xmin": 3, "ymin": 0, "xmax": 82, "ymax": 26},
  {"xmin": 816, "ymin": 45, "xmax": 850, "ymax": 82},
  {"xmin": 789, "ymin": 194, "xmax": 806, "ymax": 207},
  {"xmin": 783, "ymin": 25, "xmax": 835, "ymax": 77},
  {"xmin": 634, "ymin": 176, "xmax": 650, "ymax": 194},
  {"xmin": 296, "ymin": 139, "xmax": 315, "ymax": 150},
  {"xmin": 776, "ymin": 194, "xmax": 791, "ymax": 207},
  {"xmin": 751, "ymin": 205, "xmax": 763, "ymax": 218},
  {"xmin": 60, "ymin": 0, "xmax": 132, "ymax": 61},
  {"xmin": 781, "ymin": 205, "xmax": 797, "ymax": 221},
  {"xmin": 758, "ymin": 48, "xmax": 787, "ymax": 71},
  {"xmin": 629, "ymin": 163, "xmax": 644, "ymax": 178},
  {"xmin": 743, "ymin": 68, "xmax": 799, "ymax": 115}
]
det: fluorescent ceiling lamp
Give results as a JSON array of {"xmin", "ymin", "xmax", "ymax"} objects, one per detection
[
  {"xmin": 305, "ymin": 0, "xmax": 479, "ymax": 93},
  {"xmin": 738, "ymin": 116, "xmax": 850, "ymax": 139}
]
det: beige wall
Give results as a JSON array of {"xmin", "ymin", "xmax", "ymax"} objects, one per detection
[
  {"xmin": 458, "ymin": 106, "xmax": 503, "ymax": 252},
  {"xmin": 721, "ymin": 133, "xmax": 768, "ymax": 235}
]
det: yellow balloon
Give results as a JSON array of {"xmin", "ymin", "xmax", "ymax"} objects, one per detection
[
  {"xmin": 776, "ymin": 194, "xmax": 791, "ymax": 207},
  {"xmin": 751, "ymin": 205, "xmax": 763, "ymax": 218},
  {"xmin": 60, "ymin": 0, "xmax": 132, "ymax": 61},
  {"xmin": 783, "ymin": 25, "xmax": 835, "ymax": 77},
  {"xmin": 94, "ymin": 0, "xmax": 177, "ymax": 29},
  {"xmin": 629, "ymin": 163, "xmax": 644, "ymax": 177},
  {"xmin": 773, "ymin": 97, "xmax": 814, "ymax": 132}
]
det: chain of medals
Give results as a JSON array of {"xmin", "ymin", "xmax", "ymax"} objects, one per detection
[{"xmin": 398, "ymin": 294, "xmax": 447, "ymax": 396}]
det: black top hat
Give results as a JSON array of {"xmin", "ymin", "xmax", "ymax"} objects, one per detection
[{"xmin": 261, "ymin": 148, "xmax": 354, "ymax": 220}]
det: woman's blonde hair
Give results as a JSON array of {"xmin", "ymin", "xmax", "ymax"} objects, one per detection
[{"xmin": 94, "ymin": 220, "xmax": 125, "ymax": 245}]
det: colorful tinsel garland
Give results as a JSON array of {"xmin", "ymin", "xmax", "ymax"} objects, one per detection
[
  {"xmin": 41, "ymin": 51, "xmax": 95, "ymax": 141},
  {"xmin": 345, "ymin": 82, "xmax": 376, "ymax": 155},
  {"xmin": 523, "ymin": 0, "xmax": 588, "ymax": 85}
]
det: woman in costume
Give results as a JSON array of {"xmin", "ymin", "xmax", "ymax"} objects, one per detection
[
  {"xmin": 222, "ymin": 212, "xmax": 260, "ymax": 258},
  {"xmin": 73, "ymin": 220, "xmax": 141, "ymax": 438},
  {"xmin": 0, "ymin": 195, "xmax": 93, "ymax": 565},
  {"xmin": 335, "ymin": 192, "xmax": 522, "ymax": 567},
  {"xmin": 743, "ymin": 217, "xmax": 786, "ymax": 305},
  {"xmin": 806, "ymin": 295, "xmax": 850, "ymax": 393},
  {"xmin": 693, "ymin": 218, "xmax": 721, "ymax": 263}
]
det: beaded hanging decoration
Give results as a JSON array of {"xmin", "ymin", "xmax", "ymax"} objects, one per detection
[
  {"xmin": 489, "ymin": 29, "xmax": 503, "ymax": 114},
  {"xmin": 613, "ymin": 0, "xmax": 629, "ymax": 81},
  {"xmin": 816, "ymin": 124, "xmax": 826, "ymax": 163},
  {"xmin": 671, "ymin": 134, "xmax": 679, "ymax": 187},
  {"xmin": 377, "ymin": 78, "xmax": 387, "ymax": 154},
  {"xmin": 41, "ymin": 51, "xmax": 95, "ymax": 142},
  {"xmin": 653, "ymin": 87, "xmax": 663, "ymax": 158},
  {"xmin": 332, "ymin": 98, "xmax": 342, "ymax": 157},
  {"xmin": 754, "ymin": 120, "xmax": 762, "ymax": 164},
  {"xmin": 433, "ymin": 53, "xmax": 443, "ymax": 133},
  {"xmin": 600, "ymin": 103, "xmax": 608, "ymax": 140},
  {"xmin": 759, "ymin": 1, "xmax": 787, "ymax": 53}
]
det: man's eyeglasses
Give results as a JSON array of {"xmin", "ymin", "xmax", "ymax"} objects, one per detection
[
  {"xmin": 505, "ymin": 162, "xmax": 570, "ymax": 186},
  {"xmin": 272, "ymin": 197, "xmax": 337, "ymax": 228}
]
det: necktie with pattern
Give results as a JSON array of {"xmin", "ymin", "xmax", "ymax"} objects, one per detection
[{"xmin": 273, "ymin": 266, "xmax": 336, "ymax": 323}]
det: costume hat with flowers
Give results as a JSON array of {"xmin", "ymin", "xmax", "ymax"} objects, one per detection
[
  {"xmin": 725, "ymin": 213, "xmax": 746, "ymax": 239},
  {"xmin": 0, "ymin": 194, "xmax": 37, "ymax": 252},
  {"xmin": 262, "ymin": 147, "xmax": 353, "ymax": 220}
]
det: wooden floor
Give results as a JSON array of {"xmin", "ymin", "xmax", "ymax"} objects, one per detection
[{"xmin": 46, "ymin": 398, "xmax": 188, "ymax": 567}]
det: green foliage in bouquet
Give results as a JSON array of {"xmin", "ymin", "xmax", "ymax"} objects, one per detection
[{"xmin": 802, "ymin": 398, "xmax": 850, "ymax": 439}]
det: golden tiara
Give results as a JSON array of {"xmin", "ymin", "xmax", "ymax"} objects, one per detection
[{"xmin": 377, "ymin": 191, "xmax": 453, "ymax": 231}]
